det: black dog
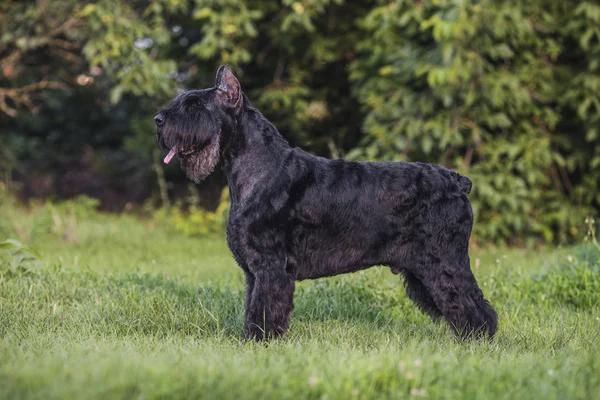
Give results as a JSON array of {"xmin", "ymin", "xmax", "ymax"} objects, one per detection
[{"xmin": 155, "ymin": 65, "xmax": 497, "ymax": 340}]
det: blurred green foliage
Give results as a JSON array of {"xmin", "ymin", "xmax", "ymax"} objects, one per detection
[
  {"xmin": 153, "ymin": 187, "xmax": 230, "ymax": 237},
  {"xmin": 0, "ymin": 238, "xmax": 43, "ymax": 276},
  {"xmin": 350, "ymin": 0, "xmax": 600, "ymax": 246},
  {"xmin": 0, "ymin": 0, "xmax": 599, "ymax": 246}
]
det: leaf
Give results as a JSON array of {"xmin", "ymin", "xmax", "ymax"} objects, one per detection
[
  {"xmin": 378, "ymin": 65, "xmax": 395, "ymax": 76},
  {"xmin": 11, "ymin": 253, "xmax": 25, "ymax": 270},
  {"xmin": 0, "ymin": 239, "xmax": 22, "ymax": 250},
  {"xmin": 422, "ymin": 136, "xmax": 433, "ymax": 154},
  {"xmin": 193, "ymin": 7, "xmax": 212, "ymax": 19},
  {"xmin": 110, "ymin": 86, "xmax": 125, "ymax": 104}
]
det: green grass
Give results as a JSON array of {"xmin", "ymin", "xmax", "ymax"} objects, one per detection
[{"xmin": 1, "ymin": 198, "xmax": 599, "ymax": 399}]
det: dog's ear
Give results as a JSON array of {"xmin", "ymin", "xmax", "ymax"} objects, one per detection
[{"xmin": 215, "ymin": 65, "xmax": 242, "ymax": 110}]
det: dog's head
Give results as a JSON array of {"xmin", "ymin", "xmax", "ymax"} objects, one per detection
[{"xmin": 155, "ymin": 65, "xmax": 242, "ymax": 183}]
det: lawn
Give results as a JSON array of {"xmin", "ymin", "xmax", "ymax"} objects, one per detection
[{"xmin": 1, "ymin": 197, "xmax": 599, "ymax": 399}]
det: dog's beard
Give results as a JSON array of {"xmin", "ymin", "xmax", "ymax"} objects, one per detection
[{"xmin": 179, "ymin": 138, "xmax": 220, "ymax": 183}]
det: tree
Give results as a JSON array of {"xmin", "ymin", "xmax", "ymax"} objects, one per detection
[
  {"xmin": 1, "ymin": 0, "xmax": 598, "ymax": 245},
  {"xmin": 350, "ymin": 0, "xmax": 599, "ymax": 245}
]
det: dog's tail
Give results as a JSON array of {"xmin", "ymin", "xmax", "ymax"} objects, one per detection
[
  {"xmin": 459, "ymin": 176, "xmax": 472, "ymax": 194},
  {"xmin": 453, "ymin": 173, "xmax": 472, "ymax": 194}
]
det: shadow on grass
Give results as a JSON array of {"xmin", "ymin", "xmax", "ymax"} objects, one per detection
[
  {"xmin": 105, "ymin": 271, "xmax": 425, "ymax": 338},
  {"xmin": 2, "ymin": 263, "xmax": 430, "ymax": 340}
]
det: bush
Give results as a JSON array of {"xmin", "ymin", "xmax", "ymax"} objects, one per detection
[
  {"xmin": 1, "ymin": 0, "xmax": 599, "ymax": 246},
  {"xmin": 153, "ymin": 187, "xmax": 230, "ymax": 238},
  {"xmin": 349, "ymin": 0, "xmax": 600, "ymax": 246}
]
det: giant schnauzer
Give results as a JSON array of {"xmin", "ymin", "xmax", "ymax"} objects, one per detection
[{"xmin": 155, "ymin": 65, "xmax": 498, "ymax": 340}]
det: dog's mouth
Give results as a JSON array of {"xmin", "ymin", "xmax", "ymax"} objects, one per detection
[
  {"xmin": 159, "ymin": 135, "xmax": 220, "ymax": 183},
  {"xmin": 163, "ymin": 146, "xmax": 179, "ymax": 164},
  {"xmin": 163, "ymin": 144, "xmax": 201, "ymax": 164}
]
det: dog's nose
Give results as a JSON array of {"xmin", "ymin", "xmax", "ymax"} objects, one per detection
[{"xmin": 154, "ymin": 114, "xmax": 164, "ymax": 126}]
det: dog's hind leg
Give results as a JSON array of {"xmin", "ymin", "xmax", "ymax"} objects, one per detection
[
  {"xmin": 414, "ymin": 254, "xmax": 497, "ymax": 339},
  {"xmin": 244, "ymin": 264, "xmax": 295, "ymax": 341},
  {"xmin": 411, "ymin": 197, "xmax": 497, "ymax": 339}
]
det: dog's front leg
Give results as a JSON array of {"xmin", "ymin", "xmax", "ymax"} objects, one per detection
[
  {"xmin": 244, "ymin": 267, "xmax": 295, "ymax": 341},
  {"xmin": 243, "ymin": 271, "xmax": 255, "ymax": 327}
]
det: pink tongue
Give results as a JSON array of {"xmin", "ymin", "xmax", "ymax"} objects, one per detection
[{"xmin": 164, "ymin": 146, "xmax": 177, "ymax": 164}]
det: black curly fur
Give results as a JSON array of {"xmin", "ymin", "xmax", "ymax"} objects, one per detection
[{"xmin": 155, "ymin": 65, "xmax": 498, "ymax": 341}]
